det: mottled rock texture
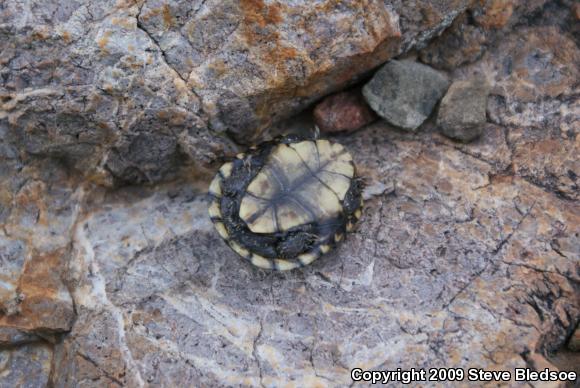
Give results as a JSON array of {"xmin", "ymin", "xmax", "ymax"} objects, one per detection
[
  {"xmin": 0, "ymin": 158, "xmax": 77, "ymax": 340},
  {"xmin": 1, "ymin": 0, "xmax": 475, "ymax": 184},
  {"xmin": 50, "ymin": 122, "xmax": 579, "ymax": 386},
  {"xmin": 569, "ymin": 327, "xmax": 580, "ymax": 352},
  {"xmin": 437, "ymin": 78, "xmax": 490, "ymax": 141},
  {"xmin": 419, "ymin": 0, "xmax": 553, "ymax": 70},
  {"xmin": 363, "ymin": 60, "xmax": 450, "ymax": 130},
  {"xmin": 0, "ymin": 343, "xmax": 53, "ymax": 387},
  {"xmin": 1, "ymin": 0, "xmax": 579, "ymax": 386},
  {"xmin": 460, "ymin": 25, "xmax": 579, "ymax": 201}
]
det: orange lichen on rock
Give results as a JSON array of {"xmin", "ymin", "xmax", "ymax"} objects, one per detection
[
  {"xmin": 157, "ymin": 107, "xmax": 189, "ymax": 126},
  {"xmin": 138, "ymin": 4, "xmax": 171, "ymax": 24},
  {"xmin": 240, "ymin": 0, "xmax": 283, "ymax": 28},
  {"xmin": 97, "ymin": 30, "xmax": 112, "ymax": 51},
  {"xmin": 30, "ymin": 28, "xmax": 50, "ymax": 41},
  {"xmin": 476, "ymin": 0, "xmax": 514, "ymax": 29},
  {"xmin": 162, "ymin": 4, "xmax": 173, "ymax": 28},
  {"xmin": 60, "ymin": 30, "xmax": 71, "ymax": 43},
  {"xmin": 233, "ymin": 0, "xmax": 402, "ymax": 133},
  {"xmin": 0, "ymin": 248, "xmax": 74, "ymax": 333},
  {"xmin": 240, "ymin": 0, "xmax": 297, "ymax": 69},
  {"xmin": 111, "ymin": 16, "xmax": 135, "ymax": 29}
]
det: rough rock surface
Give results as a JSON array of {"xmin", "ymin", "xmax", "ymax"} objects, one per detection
[
  {"xmin": 363, "ymin": 60, "xmax": 450, "ymax": 130},
  {"xmin": 437, "ymin": 78, "xmax": 490, "ymax": 141},
  {"xmin": 420, "ymin": 12, "xmax": 488, "ymax": 70},
  {"xmin": 459, "ymin": 25, "xmax": 579, "ymax": 201},
  {"xmin": 0, "ymin": 0, "xmax": 475, "ymax": 184},
  {"xmin": 1, "ymin": 0, "xmax": 579, "ymax": 386},
  {"xmin": 419, "ymin": 0, "xmax": 552, "ymax": 70},
  {"xmin": 313, "ymin": 91, "xmax": 376, "ymax": 133},
  {"xmin": 569, "ymin": 326, "xmax": 580, "ymax": 352},
  {"xmin": 49, "ymin": 122, "xmax": 579, "ymax": 386},
  {"xmin": 0, "ymin": 343, "xmax": 53, "ymax": 387},
  {"xmin": 0, "ymin": 158, "xmax": 77, "ymax": 339}
]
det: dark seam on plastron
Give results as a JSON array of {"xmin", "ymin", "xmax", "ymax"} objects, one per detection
[
  {"xmin": 272, "ymin": 204, "xmax": 280, "ymax": 231},
  {"xmin": 288, "ymin": 144, "xmax": 342, "ymax": 201},
  {"xmin": 241, "ymin": 153, "xmax": 280, "ymax": 224},
  {"xmin": 268, "ymin": 163, "xmax": 289, "ymax": 192},
  {"xmin": 286, "ymin": 196, "xmax": 318, "ymax": 222},
  {"xmin": 245, "ymin": 192, "xmax": 270, "ymax": 201},
  {"xmin": 314, "ymin": 141, "xmax": 321, "ymax": 168},
  {"xmin": 245, "ymin": 204, "xmax": 272, "ymax": 224},
  {"xmin": 321, "ymin": 169, "xmax": 351, "ymax": 179}
]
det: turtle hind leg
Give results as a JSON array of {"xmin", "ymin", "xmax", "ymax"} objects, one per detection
[{"xmin": 276, "ymin": 230, "xmax": 317, "ymax": 259}]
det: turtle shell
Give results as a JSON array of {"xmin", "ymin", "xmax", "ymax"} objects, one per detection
[{"xmin": 208, "ymin": 136, "xmax": 363, "ymax": 270}]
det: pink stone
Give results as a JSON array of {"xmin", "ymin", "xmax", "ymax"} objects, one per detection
[{"xmin": 313, "ymin": 91, "xmax": 376, "ymax": 133}]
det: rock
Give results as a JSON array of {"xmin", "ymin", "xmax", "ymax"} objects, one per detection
[
  {"xmin": 470, "ymin": 0, "xmax": 552, "ymax": 31},
  {"xmin": 420, "ymin": 0, "xmax": 551, "ymax": 70},
  {"xmin": 568, "ymin": 325, "xmax": 580, "ymax": 351},
  {"xmin": 437, "ymin": 78, "xmax": 490, "ymax": 142},
  {"xmin": 548, "ymin": 348, "xmax": 580, "ymax": 386},
  {"xmin": 170, "ymin": 0, "xmax": 403, "ymax": 141},
  {"xmin": 362, "ymin": 60, "xmax": 450, "ymax": 131},
  {"xmin": 473, "ymin": 0, "xmax": 514, "ymax": 29},
  {"xmin": 0, "ymin": 343, "xmax": 52, "ymax": 387},
  {"xmin": 0, "ymin": 248, "xmax": 76, "ymax": 334},
  {"xmin": 0, "ymin": 158, "xmax": 77, "ymax": 339},
  {"xmin": 0, "ymin": 0, "xmax": 480, "ymax": 184},
  {"xmin": 313, "ymin": 91, "xmax": 376, "ymax": 133},
  {"xmin": 460, "ymin": 25, "xmax": 579, "ymax": 200},
  {"xmin": 434, "ymin": 124, "xmax": 513, "ymax": 173},
  {"xmin": 419, "ymin": 13, "xmax": 488, "ymax": 70},
  {"xmin": 524, "ymin": 353, "xmax": 568, "ymax": 388},
  {"xmin": 484, "ymin": 28, "xmax": 578, "ymax": 105},
  {"xmin": 137, "ymin": 0, "xmax": 475, "ymax": 140},
  {"xmin": 0, "ymin": 327, "xmax": 41, "ymax": 346},
  {"xmin": 46, "ymin": 120, "xmax": 579, "ymax": 386},
  {"xmin": 2, "ymin": 1, "xmax": 580, "ymax": 386}
]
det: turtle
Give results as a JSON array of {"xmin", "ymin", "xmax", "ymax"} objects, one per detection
[{"xmin": 208, "ymin": 135, "xmax": 363, "ymax": 270}]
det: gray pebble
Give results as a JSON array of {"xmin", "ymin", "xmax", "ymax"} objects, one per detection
[
  {"xmin": 363, "ymin": 60, "xmax": 450, "ymax": 131},
  {"xmin": 437, "ymin": 78, "xmax": 490, "ymax": 142}
]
